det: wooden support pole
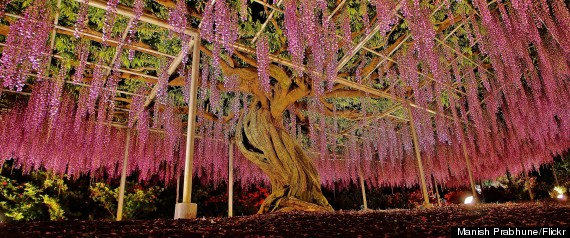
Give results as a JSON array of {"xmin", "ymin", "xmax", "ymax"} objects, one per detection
[
  {"xmin": 358, "ymin": 164, "xmax": 368, "ymax": 210},
  {"xmin": 407, "ymin": 106, "xmax": 432, "ymax": 208},
  {"xmin": 174, "ymin": 34, "xmax": 200, "ymax": 220},
  {"xmin": 228, "ymin": 142, "xmax": 234, "ymax": 217},
  {"xmin": 116, "ymin": 130, "xmax": 131, "ymax": 221}
]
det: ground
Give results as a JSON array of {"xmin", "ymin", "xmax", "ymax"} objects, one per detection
[{"xmin": 1, "ymin": 202, "xmax": 569, "ymax": 237}]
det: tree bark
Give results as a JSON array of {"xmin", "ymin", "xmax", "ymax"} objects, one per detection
[{"xmin": 235, "ymin": 100, "xmax": 333, "ymax": 214}]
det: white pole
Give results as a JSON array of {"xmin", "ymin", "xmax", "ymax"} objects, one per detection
[
  {"xmin": 117, "ymin": 130, "xmax": 131, "ymax": 221},
  {"xmin": 434, "ymin": 178, "xmax": 441, "ymax": 206},
  {"xmin": 461, "ymin": 139, "xmax": 477, "ymax": 200},
  {"xmin": 358, "ymin": 165, "xmax": 368, "ymax": 210},
  {"xmin": 175, "ymin": 175, "xmax": 180, "ymax": 203},
  {"xmin": 228, "ymin": 142, "xmax": 234, "ymax": 217},
  {"xmin": 407, "ymin": 106, "xmax": 432, "ymax": 208},
  {"xmin": 174, "ymin": 34, "xmax": 201, "ymax": 219}
]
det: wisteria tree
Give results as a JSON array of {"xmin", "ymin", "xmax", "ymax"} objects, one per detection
[
  {"xmin": 2, "ymin": 0, "xmax": 570, "ymax": 215},
  {"xmin": 198, "ymin": 0, "xmax": 340, "ymax": 213}
]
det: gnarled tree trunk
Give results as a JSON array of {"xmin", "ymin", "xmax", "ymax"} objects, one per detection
[{"xmin": 235, "ymin": 99, "xmax": 333, "ymax": 214}]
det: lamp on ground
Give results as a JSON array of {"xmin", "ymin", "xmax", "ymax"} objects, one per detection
[
  {"xmin": 553, "ymin": 186, "xmax": 566, "ymax": 200},
  {"xmin": 464, "ymin": 196, "xmax": 474, "ymax": 204}
]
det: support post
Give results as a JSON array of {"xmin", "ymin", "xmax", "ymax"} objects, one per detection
[
  {"xmin": 358, "ymin": 164, "xmax": 368, "ymax": 210},
  {"xmin": 434, "ymin": 177, "xmax": 441, "ymax": 206},
  {"xmin": 117, "ymin": 130, "xmax": 131, "ymax": 221},
  {"xmin": 175, "ymin": 175, "xmax": 180, "ymax": 203},
  {"xmin": 407, "ymin": 106, "xmax": 432, "ymax": 208},
  {"xmin": 553, "ymin": 164, "xmax": 560, "ymax": 187},
  {"xmin": 174, "ymin": 34, "xmax": 200, "ymax": 219},
  {"xmin": 523, "ymin": 170, "xmax": 535, "ymax": 202},
  {"xmin": 461, "ymin": 137, "xmax": 477, "ymax": 200},
  {"xmin": 228, "ymin": 142, "xmax": 234, "ymax": 217}
]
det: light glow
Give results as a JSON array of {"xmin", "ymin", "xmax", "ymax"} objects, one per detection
[{"xmin": 464, "ymin": 196, "xmax": 474, "ymax": 204}]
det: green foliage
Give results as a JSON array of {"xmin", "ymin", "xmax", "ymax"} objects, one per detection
[
  {"xmin": 550, "ymin": 186, "xmax": 567, "ymax": 198},
  {"xmin": 0, "ymin": 173, "xmax": 66, "ymax": 221},
  {"xmin": 89, "ymin": 182, "xmax": 163, "ymax": 220}
]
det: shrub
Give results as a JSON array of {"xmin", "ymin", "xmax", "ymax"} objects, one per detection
[
  {"xmin": 89, "ymin": 182, "xmax": 163, "ymax": 220},
  {"xmin": 0, "ymin": 174, "xmax": 66, "ymax": 221}
]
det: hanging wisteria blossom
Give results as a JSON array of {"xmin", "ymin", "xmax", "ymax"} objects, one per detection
[
  {"xmin": 0, "ymin": 0, "xmax": 52, "ymax": 90},
  {"xmin": 256, "ymin": 36, "xmax": 270, "ymax": 94},
  {"xmin": 74, "ymin": 0, "xmax": 90, "ymax": 38},
  {"xmin": 127, "ymin": 0, "xmax": 145, "ymax": 61},
  {"xmin": 1, "ymin": 0, "xmax": 570, "ymax": 196},
  {"xmin": 102, "ymin": 0, "xmax": 120, "ymax": 43}
]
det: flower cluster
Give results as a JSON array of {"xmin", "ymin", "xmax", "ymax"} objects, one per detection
[
  {"xmin": 74, "ymin": 0, "xmax": 90, "ymax": 39},
  {"xmin": 0, "ymin": 0, "xmax": 51, "ymax": 90},
  {"xmin": 168, "ymin": 0, "xmax": 188, "ymax": 37},
  {"xmin": 256, "ymin": 36, "xmax": 270, "ymax": 94},
  {"xmin": 73, "ymin": 41, "xmax": 90, "ymax": 83},
  {"xmin": 102, "ymin": 0, "xmax": 120, "ymax": 43},
  {"xmin": 128, "ymin": 0, "xmax": 144, "ymax": 61}
]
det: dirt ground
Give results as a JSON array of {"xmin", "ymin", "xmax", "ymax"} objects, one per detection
[{"xmin": 1, "ymin": 202, "xmax": 569, "ymax": 237}]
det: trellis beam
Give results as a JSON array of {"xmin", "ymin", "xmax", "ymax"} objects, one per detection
[
  {"xmin": 339, "ymin": 104, "xmax": 402, "ymax": 136},
  {"xmin": 251, "ymin": 0, "xmax": 283, "ymax": 43},
  {"xmin": 335, "ymin": 3, "xmax": 402, "ymax": 72},
  {"xmin": 78, "ymin": 0, "xmax": 415, "ymax": 108},
  {"xmin": 52, "ymin": 55, "xmax": 158, "ymax": 81},
  {"xmin": 328, "ymin": 0, "xmax": 346, "ymax": 21},
  {"xmin": 0, "ymin": 54, "xmax": 148, "ymax": 98},
  {"xmin": 74, "ymin": 0, "xmax": 197, "ymax": 37},
  {"xmin": 144, "ymin": 39, "xmax": 195, "ymax": 107},
  {"xmin": 74, "ymin": 0, "xmax": 470, "ymax": 131},
  {"xmin": 55, "ymin": 25, "xmax": 174, "ymax": 58}
]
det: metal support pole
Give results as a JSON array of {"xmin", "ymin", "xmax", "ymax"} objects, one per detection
[
  {"xmin": 407, "ymin": 106, "xmax": 432, "ymax": 208},
  {"xmin": 174, "ymin": 34, "xmax": 201, "ymax": 219},
  {"xmin": 175, "ymin": 175, "xmax": 180, "ymax": 203},
  {"xmin": 553, "ymin": 164, "xmax": 560, "ymax": 187},
  {"xmin": 358, "ymin": 164, "xmax": 368, "ymax": 210},
  {"xmin": 523, "ymin": 170, "xmax": 535, "ymax": 202},
  {"xmin": 117, "ymin": 130, "xmax": 131, "ymax": 221},
  {"xmin": 461, "ymin": 139, "xmax": 477, "ymax": 199},
  {"xmin": 228, "ymin": 142, "xmax": 234, "ymax": 217},
  {"xmin": 434, "ymin": 177, "xmax": 441, "ymax": 206}
]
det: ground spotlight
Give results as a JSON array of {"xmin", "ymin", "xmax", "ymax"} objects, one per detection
[{"xmin": 464, "ymin": 196, "xmax": 474, "ymax": 204}]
